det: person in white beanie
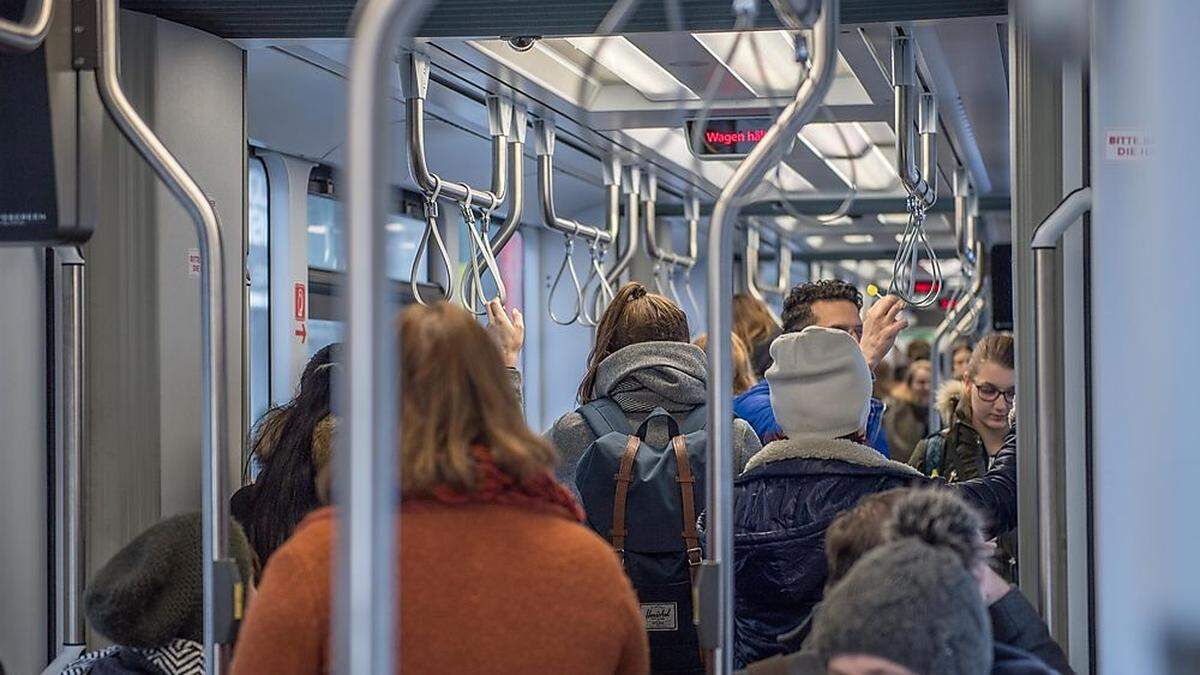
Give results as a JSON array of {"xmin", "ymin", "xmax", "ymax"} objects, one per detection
[{"xmin": 730, "ymin": 326, "xmax": 1020, "ymax": 668}]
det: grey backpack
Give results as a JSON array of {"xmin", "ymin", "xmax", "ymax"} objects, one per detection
[{"xmin": 574, "ymin": 399, "xmax": 708, "ymax": 674}]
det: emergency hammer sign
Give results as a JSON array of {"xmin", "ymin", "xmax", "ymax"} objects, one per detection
[{"xmin": 293, "ymin": 282, "xmax": 307, "ymax": 343}]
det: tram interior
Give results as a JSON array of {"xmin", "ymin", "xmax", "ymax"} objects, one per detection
[{"xmin": 2, "ymin": 0, "xmax": 1198, "ymax": 673}]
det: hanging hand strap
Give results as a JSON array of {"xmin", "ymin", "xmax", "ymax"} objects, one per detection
[
  {"xmin": 459, "ymin": 190, "xmax": 508, "ymax": 314},
  {"xmin": 548, "ymin": 234, "xmax": 583, "ymax": 325},
  {"xmin": 411, "ymin": 175, "xmax": 455, "ymax": 305}
]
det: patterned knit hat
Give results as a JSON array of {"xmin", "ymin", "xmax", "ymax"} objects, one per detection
[{"xmin": 84, "ymin": 513, "xmax": 255, "ymax": 648}]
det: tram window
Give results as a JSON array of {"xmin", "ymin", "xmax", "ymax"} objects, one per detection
[
  {"xmin": 307, "ymin": 192, "xmax": 424, "ymax": 282},
  {"xmin": 247, "ymin": 157, "xmax": 271, "ymax": 426},
  {"xmin": 307, "ymin": 319, "xmax": 345, "ymax": 357}
]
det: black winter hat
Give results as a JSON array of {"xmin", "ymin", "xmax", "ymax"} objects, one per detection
[
  {"xmin": 808, "ymin": 538, "xmax": 993, "ymax": 675},
  {"xmin": 84, "ymin": 512, "xmax": 255, "ymax": 648}
]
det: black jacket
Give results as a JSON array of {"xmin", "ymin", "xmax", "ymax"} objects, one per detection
[
  {"xmin": 731, "ymin": 428, "xmax": 1019, "ymax": 667},
  {"xmin": 991, "ymin": 589, "xmax": 1074, "ymax": 674}
]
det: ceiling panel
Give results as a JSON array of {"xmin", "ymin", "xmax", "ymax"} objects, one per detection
[{"xmin": 123, "ymin": 0, "xmax": 1006, "ymax": 40}]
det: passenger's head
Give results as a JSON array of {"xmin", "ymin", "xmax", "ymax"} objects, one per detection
[
  {"xmin": 824, "ymin": 489, "xmax": 989, "ymax": 588},
  {"xmin": 963, "ymin": 333, "xmax": 1015, "ymax": 433},
  {"xmin": 245, "ymin": 344, "xmax": 339, "ymax": 565},
  {"xmin": 906, "ymin": 359, "xmax": 933, "ymax": 406},
  {"xmin": 732, "ymin": 293, "xmax": 779, "ymax": 349},
  {"xmin": 400, "ymin": 302, "xmax": 557, "ymax": 496},
  {"xmin": 780, "ymin": 280, "xmax": 863, "ymax": 341},
  {"xmin": 694, "ymin": 332, "xmax": 756, "ymax": 395},
  {"xmin": 811, "ymin": 490, "xmax": 993, "ymax": 675},
  {"xmin": 84, "ymin": 513, "xmax": 256, "ymax": 648},
  {"xmin": 766, "ymin": 326, "xmax": 872, "ymax": 441},
  {"xmin": 578, "ymin": 282, "xmax": 690, "ymax": 403},
  {"xmin": 905, "ymin": 338, "xmax": 932, "ymax": 363},
  {"xmin": 951, "ymin": 338, "xmax": 974, "ymax": 379}
]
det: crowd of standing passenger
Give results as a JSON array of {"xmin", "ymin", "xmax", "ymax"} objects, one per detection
[{"xmin": 63, "ymin": 278, "xmax": 1058, "ymax": 675}]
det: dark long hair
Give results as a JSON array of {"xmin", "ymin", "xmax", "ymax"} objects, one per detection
[
  {"xmin": 577, "ymin": 282, "xmax": 689, "ymax": 403},
  {"xmin": 244, "ymin": 343, "xmax": 339, "ymax": 565}
]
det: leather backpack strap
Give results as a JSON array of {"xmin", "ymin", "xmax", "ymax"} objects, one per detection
[
  {"xmin": 672, "ymin": 435, "xmax": 703, "ymax": 580},
  {"xmin": 610, "ymin": 435, "xmax": 641, "ymax": 563}
]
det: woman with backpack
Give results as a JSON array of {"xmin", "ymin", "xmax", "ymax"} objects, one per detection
[
  {"xmin": 549, "ymin": 282, "xmax": 761, "ymax": 674},
  {"xmin": 233, "ymin": 302, "xmax": 648, "ymax": 675},
  {"xmin": 549, "ymin": 282, "xmax": 762, "ymax": 485}
]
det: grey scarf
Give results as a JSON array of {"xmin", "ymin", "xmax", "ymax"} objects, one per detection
[{"xmin": 594, "ymin": 341, "xmax": 708, "ymax": 414}]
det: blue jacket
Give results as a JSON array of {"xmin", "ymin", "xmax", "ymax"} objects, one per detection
[
  {"xmin": 733, "ymin": 381, "xmax": 889, "ymax": 456},
  {"xmin": 731, "ymin": 430, "xmax": 1019, "ymax": 668}
]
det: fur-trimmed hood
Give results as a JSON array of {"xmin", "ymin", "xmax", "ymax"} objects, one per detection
[
  {"xmin": 743, "ymin": 436, "xmax": 924, "ymax": 477},
  {"xmin": 936, "ymin": 379, "xmax": 969, "ymax": 425}
]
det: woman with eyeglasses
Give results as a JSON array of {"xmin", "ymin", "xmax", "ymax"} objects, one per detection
[
  {"xmin": 908, "ymin": 333, "xmax": 1019, "ymax": 579},
  {"xmin": 909, "ymin": 333, "xmax": 1016, "ymax": 481}
]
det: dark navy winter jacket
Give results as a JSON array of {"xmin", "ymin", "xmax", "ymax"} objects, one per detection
[
  {"xmin": 731, "ymin": 428, "xmax": 1019, "ymax": 668},
  {"xmin": 733, "ymin": 380, "xmax": 889, "ymax": 456}
]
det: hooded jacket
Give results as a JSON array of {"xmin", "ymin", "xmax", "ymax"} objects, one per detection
[
  {"xmin": 909, "ymin": 380, "xmax": 990, "ymax": 480},
  {"xmin": 548, "ymin": 342, "xmax": 762, "ymax": 484},
  {"xmin": 731, "ymin": 431, "xmax": 1019, "ymax": 667}
]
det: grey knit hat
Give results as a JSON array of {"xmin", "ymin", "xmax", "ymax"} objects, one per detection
[
  {"xmin": 84, "ymin": 512, "xmax": 255, "ymax": 648},
  {"xmin": 808, "ymin": 537, "xmax": 993, "ymax": 675}
]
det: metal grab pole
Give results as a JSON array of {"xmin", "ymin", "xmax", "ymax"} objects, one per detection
[
  {"xmin": 0, "ymin": 0, "xmax": 52, "ymax": 53},
  {"xmin": 702, "ymin": 1, "xmax": 838, "ymax": 671},
  {"xmin": 533, "ymin": 119, "xmax": 616, "ymax": 244},
  {"xmin": 643, "ymin": 172, "xmax": 696, "ymax": 269},
  {"xmin": 61, "ymin": 248, "xmax": 86, "ymax": 648},
  {"xmin": 749, "ymin": 227, "xmax": 792, "ymax": 297},
  {"xmin": 40, "ymin": 248, "xmax": 89, "ymax": 675},
  {"xmin": 892, "ymin": 34, "xmax": 936, "ymax": 208},
  {"xmin": 94, "ymin": 1, "xmax": 233, "ymax": 670},
  {"xmin": 401, "ymin": 52, "xmax": 505, "ymax": 210},
  {"xmin": 606, "ymin": 166, "xmax": 641, "ymax": 286},
  {"xmin": 928, "ymin": 240, "xmax": 984, "ymax": 430},
  {"xmin": 1030, "ymin": 186, "xmax": 1091, "ymax": 642},
  {"xmin": 340, "ymin": 1, "xmax": 434, "ymax": 674}
]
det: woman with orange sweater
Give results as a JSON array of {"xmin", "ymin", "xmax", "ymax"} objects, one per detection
[{"xmin": 231, "ymin": 302, "xmax": 649, "ymax": 675}]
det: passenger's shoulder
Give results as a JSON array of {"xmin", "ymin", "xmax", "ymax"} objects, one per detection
[{"xmin": 270, "ymin": 507, "xmax": 336, "ymax": 572}]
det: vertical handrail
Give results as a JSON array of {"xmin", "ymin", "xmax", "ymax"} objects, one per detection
[
  {"xmin": 1030, "ymin": 186, "xmax": 1091, "ymax": 643},
  {"xmin": 94, "ymin": 1, "xmax": 233, "ymax": 671},
  {"xmin": 928, "ymin": 240, "xmax": 984, "ymax": 430},
  {"xmin": 61, "ymin": 248, "xmax": 86, "ymax": 648},
  {"xmin": 340, "ymin": 1, "xmax": 434, "ymax": 674},
  {"xmin": 461, "ymin": 103, "xmax": 527, "ymax": 296},
  {"xmin": 892, "ymin": 34, "xmax": 937, "ymax": 208},
  {"xmin": 702, "ymin": 1, "xmax": 838, "ymax": 671},
  {"xmin": 0, "ymin": 0, "xmax": 53, "ymax": 53}
]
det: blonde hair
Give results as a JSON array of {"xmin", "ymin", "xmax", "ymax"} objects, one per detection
[
  {"xmin": 732, "ymin": 294, "xmax": 779, "ymax": 351},
  {"xmin": 694, "ymin": 332, "xmax": 757, "ymax": 395},
  {"xmin": 399, "ymin": 302, "xmax": 558, "ymax": 496}
]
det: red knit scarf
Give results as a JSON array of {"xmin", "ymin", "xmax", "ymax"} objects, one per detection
[{"xmin": 416, "ymin": 445, "xmax": 585, "ymax": 523}]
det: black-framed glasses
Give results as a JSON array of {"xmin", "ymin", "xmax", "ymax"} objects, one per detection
[{"xmin": 973, "ymin": 381, "xmax": 1015, "ymax": 404}]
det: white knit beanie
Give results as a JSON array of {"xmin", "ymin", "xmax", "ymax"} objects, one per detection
[{"xmin": 766, "ymin": 326, "xmax": 872, "ymax": 441}]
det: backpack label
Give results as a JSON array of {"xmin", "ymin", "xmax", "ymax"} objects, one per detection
[{"xmin": 641, "ymin": 602, "xmax": 679, "ymax": 631}]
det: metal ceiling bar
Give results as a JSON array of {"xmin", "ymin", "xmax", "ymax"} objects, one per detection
[
  {"xmin": 928, "ymin": 239, "xmax": 984, "ymax": 429},
  {"xmin": 653, "ymin": 194, "xmax": 1010, "ymax": 217},
  {"xmin": 748, "ymin": 226, "xmax": 793, "ymax": 296},
  {"xmin": 606, "ymin": 165, "xmax": 641, "ymax": 286},
  {"xmin": 400, "ymin": 51, "xmax": 508, "ymax": 210},
  {"xmin": 702, "ymin": 0, "xmax": 839, "ymax": 671},
  {"xmin": 460, "ymin": 103, "xmax": 528, "ymax": 306},
  {"xmin": 0, "ymin": 0, "xmax": 52, "ymax": 53},
  {"xmin": 340, "ymin": 0, "xmax": 435, "ymax": 674},
  {"xmin": 643, "ymin": 170, "xmax": 696, "ymax": 269},
  {"xmin": 95, "ymin": 0, "xmax": 233, "ymax": 670},
  {"xmin": 534, "ymin": 118, "xmax": 617, "ymax": 244},
  {"xmin": 892, "ymin": 34, "xmax": 937, "ymax": 208}
]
